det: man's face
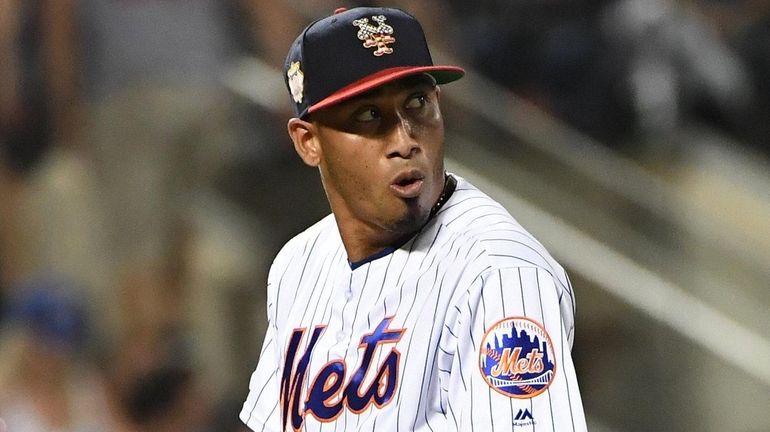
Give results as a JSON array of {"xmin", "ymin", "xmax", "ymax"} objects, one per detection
[{"xmin": 309, "ymin": 74, "xmax": 446, "ymax": 239}]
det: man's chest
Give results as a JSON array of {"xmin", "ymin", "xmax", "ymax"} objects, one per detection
[{"xmin": 272, "ymin": 258, "xmax": 463, "ymax": 430}]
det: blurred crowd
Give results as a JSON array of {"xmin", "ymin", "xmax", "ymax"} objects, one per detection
[
  {"xmin": 441, "ymin": 0, "xmax": 770, "ymax": 159},
  {"xmin": 0, "ymin": 0, "xmax": 768, "ymax": 430}
]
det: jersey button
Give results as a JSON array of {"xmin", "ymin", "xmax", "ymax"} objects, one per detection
[
  {"xmin": 344, "ymin": 290, "xmax": 353, "ymax": 301},
  {"xmin": 336, "ymin": 331, "xmax": 346, "ymax": 341}
]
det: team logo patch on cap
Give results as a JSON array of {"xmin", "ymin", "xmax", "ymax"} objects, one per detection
[
  {"xmin": 287, "ymin": 61, "xmax": 304, "ymax": 103},
  {"xmin": 353, "ymin": 15, "xmax": 396, "ymax": 56},
  {"xmin": 479, "ymin": 316, "xmax": 556, "ymax": 398}
]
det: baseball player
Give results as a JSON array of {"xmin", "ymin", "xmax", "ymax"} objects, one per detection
[{"xmin": 241, "ymin": 6, "xmax": 587, "ymax": 431}]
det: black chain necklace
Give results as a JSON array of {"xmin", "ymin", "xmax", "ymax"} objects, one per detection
[{"xmin": 428, "ymin": 173, "xmax": 457, "ymax": 219}]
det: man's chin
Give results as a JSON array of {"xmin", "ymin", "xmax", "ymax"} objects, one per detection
[{"xmin": 386, "ymin": 203, "xmax": 432, "ymax": 238}]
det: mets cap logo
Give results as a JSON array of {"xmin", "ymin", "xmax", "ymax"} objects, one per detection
[
  {"xmin": 353, "ymin": 15, "xmax": 396, "ymax": 56},
  {"xmin": 479, "ymin": 316, "xmax": 556, "ymax": 398}
]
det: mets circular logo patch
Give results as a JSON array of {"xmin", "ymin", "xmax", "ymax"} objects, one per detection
[{"xmin": 478, "ymin": 316, "xmax": 556, "ymax": 398}]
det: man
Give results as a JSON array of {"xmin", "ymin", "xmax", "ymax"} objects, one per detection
[{"xmin": 241, "ymin": 6, "xmax": 587, "ymax": 431}]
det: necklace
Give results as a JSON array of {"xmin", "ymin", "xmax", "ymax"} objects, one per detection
[{"xmin": 429, "ymin": 173, "xmax": 457, "ymax": 219}]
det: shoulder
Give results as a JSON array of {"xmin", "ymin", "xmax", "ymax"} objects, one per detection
[
  {"xmin": 434, "ymin": 176, "xmax": 578, "ymax": 341},
  {"xmin": 268, "ymin": 213, "xmax": 339, "ymax": 278},
  {"xmin": 434, "ymin": 175, "xmax": 569, "ymax": 288}
]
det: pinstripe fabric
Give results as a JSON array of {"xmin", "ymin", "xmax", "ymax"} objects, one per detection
[{"xmin": 240, "ymin": 174, "xmax": 586, "ymax": 431}]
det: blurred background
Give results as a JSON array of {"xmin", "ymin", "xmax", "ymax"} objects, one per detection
[{"xmin": 0, "ymin": 0, "xmax": 768, "ymax": 430}]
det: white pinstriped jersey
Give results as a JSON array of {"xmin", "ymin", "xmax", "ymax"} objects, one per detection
[{"xmin": 240, "ymin": 174, "xmax": 587, "ymax": 431}]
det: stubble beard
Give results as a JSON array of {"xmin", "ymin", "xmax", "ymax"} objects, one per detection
[{"xmin": 382, "ymin": 197, "xmax": 432, "ymax": 241}]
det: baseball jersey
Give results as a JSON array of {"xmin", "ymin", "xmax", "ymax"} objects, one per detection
[{"xmin": 240, "ymin": 174, "xmax": 587, "ymax": 431}]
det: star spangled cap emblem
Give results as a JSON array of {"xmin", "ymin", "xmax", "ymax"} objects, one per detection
[
  {"xmin": 353, "ymin": 15, "xmax": 396, "ymax": 56},
  {"xmin": 282, "ymin": 6, "xmax": 464, "ymax": 119}
]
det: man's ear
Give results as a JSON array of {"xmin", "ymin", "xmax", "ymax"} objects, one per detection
[{"xmin": 287, "ymin": 118, "xmax": 321, "ymax": 167}]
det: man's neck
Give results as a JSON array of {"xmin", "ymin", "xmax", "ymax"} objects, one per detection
[{"xmin": 336, "ymin": 174, "xmax": 456, "ymax": 264}]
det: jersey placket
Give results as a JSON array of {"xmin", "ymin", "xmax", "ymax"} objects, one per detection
[
  {"xmin": 327, "ymin": 265, "xmax": 360, "ymax": 356},
  {"xmin": 339, "ymin": 264, "xmax": 370, "ymax": 344}
]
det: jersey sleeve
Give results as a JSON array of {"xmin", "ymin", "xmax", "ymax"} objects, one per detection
[
  {"xmin": 443, "ymin": 266, "xmax": 587, "ymax": 431},
  {"xmin": 240, "ymin": 288, "xmax": 282, "ymax": 431}
]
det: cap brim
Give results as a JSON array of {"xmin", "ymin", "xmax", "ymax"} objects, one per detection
[{"xmin": 306, "ymin": 65, "xmax": 465, "ymax": 117}]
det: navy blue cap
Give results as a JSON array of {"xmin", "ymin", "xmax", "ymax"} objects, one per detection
[{"xmin": 284, "ymin": 7, "xmax": 465, "ymax": 119}]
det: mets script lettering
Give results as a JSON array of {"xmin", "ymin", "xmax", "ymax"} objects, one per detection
[
  {"xmin": 280, "ymin": 317, "xmax": 405, "ymax": 431},
  {"xmin": 491, "ymin": 347, "xmax": 545, "ymax": 377}
]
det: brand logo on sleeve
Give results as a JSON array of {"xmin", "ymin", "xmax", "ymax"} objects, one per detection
[
  {"xmin": 514, "ymin": 408, "xmax": 536, "ymax": 426},
  {"xmin": 280, "ymin": 317, "xmax": 405, "ymax": 431},
  {"xmin": 478, "ymin": 316, "xmax": 556, "ymax": 398}
]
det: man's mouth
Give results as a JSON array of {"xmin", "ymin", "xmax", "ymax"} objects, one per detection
[{"xmin": 390, "ymin": 171, "xmax": 425, "ymax": 199}]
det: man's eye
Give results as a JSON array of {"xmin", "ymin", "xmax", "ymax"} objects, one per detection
[
  {"xmin": 355, "ymin": 107, "xmax": 380, "ymax": 122},
  {"xmin": 405, "ymin": 95, "xmax": 427, "ymax": 109}
]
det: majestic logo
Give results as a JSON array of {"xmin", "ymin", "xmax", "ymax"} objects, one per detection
[
  {"xmin": 280, "ymin": 317, "xmax": 405, "ymax": 431},
  {"xmin": 287, "ymin": 61, "xmax": 304, "ymax": 104},
  {"xmin": 478, "ymin": 316, "xmax": 556, "ymax": 398},
  {"xmin": 515, "ymin": 408, "xmax": 534, "ymax": 421},
  {"xmin": 514, "ymin": 408, "xmax": 536, "ymax": 427},
  {"xmin": 352, "ymin": 15, "xmax": 396, "ymax": 56}
]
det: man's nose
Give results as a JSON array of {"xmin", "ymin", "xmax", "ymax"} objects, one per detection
[{"xmin": 386, "ymin": 112, "xmax": 419, "ymax": 158}]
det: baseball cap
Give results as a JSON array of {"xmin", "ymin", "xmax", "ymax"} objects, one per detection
[{"xmin": 284, "ymin": 7, "xmax": 465, "ymax": 119}]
